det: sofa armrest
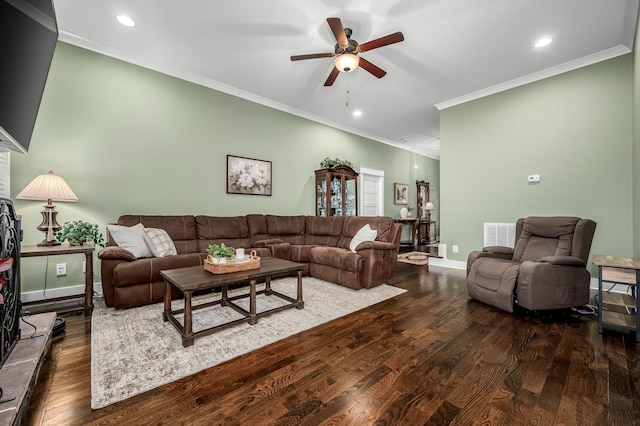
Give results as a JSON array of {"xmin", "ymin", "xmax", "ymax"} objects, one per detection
[
  {"xmin": 98, "ymin": 246, "xmax": 136, "ymax": 262},
  {"xmin": 268, "ymin": 242, "xmax": 291, "ymax": 260},
  {"xmin": 253, "ymin": 238, "xmax": 284, "ymax": 248},
  {"xmin": 355, "ymin": 241, "xmax": 397, "ymax": 252},
  {"xmin": 538, "ymin": 255, "xmax": 586, "ymax": 267}
]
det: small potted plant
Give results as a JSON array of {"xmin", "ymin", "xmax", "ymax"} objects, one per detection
[
  {"xmin": 206, "ymin": 243, "xmax": 235, "ymax": 264},
  {"xmin": 54, "ymin": 220, "xmax": 105, "ymax": 247},
  {"xmin": 320, "ymin": 157, "xmax": 355, "ymax": 169}
]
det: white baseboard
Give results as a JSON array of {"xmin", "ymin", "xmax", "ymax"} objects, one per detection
[
  {"xmin": 429, "ymin": 257, "xmax": 466, "ymax": 270},
  {"xmin": 427, "ymin": 243, "xmax": 467, "ymax": 270},
  {"xmin": 22, "ymin": 281, "xmax": 103, "ymax": 303}
]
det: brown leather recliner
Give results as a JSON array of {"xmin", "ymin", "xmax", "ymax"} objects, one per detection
[{"xmin": 466, "ymin": 216, "xmax": 597, "ymax": 313}]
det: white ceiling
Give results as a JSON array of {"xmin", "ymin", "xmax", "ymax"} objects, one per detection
[{"xmin": 52, "ymin": 0, "xmax": 639, "ymax": 159}]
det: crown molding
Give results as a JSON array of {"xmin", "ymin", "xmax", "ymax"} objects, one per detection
[{"xmin": 434, "ymin": 45, "xmax": 631, "ymax": 111}]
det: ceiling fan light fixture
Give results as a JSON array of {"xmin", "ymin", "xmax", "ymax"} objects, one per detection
[{"xmin": 335, "ymin": 53, "xmax": 359, "ymax": 72}]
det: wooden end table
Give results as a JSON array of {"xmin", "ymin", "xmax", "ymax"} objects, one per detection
[
  {"xmin": 592, "ymin": 255, "xmax": 640, "ymax": 342},
  {"xmin": 161, "ymin": 257, "xmax": 304, "ymax": 347},
  {"xmin": 20, "ymin": 244, "xmax": 95, "ymax": 315}
]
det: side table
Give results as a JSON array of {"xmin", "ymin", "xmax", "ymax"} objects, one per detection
[
  {"xmin": 393, "ymin": 218, "xmax": 418, "ymax": 250},
  {"xmin": 592, "ymin": 255, "xmax": 640, "ymax": 342},
  {"xmin": 20, "ymin": 244, "xmax": 95, "ymax": 315}
]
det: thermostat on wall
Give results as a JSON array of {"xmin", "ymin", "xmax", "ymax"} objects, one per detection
[{"xmin": 528, "ymin": 174, "xmax": 541, "ymax": 183}]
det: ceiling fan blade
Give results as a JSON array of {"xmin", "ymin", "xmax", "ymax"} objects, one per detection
[
  {"xmin": 290, "ymin": 52, "xmax": 335, "ymax": 61},
  {"xmin": 359, "ymin": 32, "xmax": 405, "ymax": 52},
  {"xmin": 324, "ymin": 67, "xmax": 340, "ymax": 86},
  {"xmin": 327, "ymin": 17, "xmax": 348, "ymax": 46},
  {"xmin": 359, "ymin": 58, "xmax": 387, "ymax": 79}
]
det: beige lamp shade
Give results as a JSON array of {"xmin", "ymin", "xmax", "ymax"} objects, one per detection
[
  {"xmin": 425, "ymin": 202, "xmax": 435, "ymax": 210},
  {"xmin": 17, "ymin": 171, "xmax": 78, "ymax": 203}
]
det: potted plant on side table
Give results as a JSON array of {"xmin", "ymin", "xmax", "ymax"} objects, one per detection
[{"xmin": 54, "ymin": 220, "xmax": 105, "ymax": 247}]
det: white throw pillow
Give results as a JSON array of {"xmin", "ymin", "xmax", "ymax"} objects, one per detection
[
  {"xmin": 107, "ymin": 223, "xmax": 153, "ymax": 258},
  {"xmin": 349, "ymin": 224, "xmax": 378, "ymax": 252},
  {"xmin": 143, "ymin": 228, "xmax": 177, "ymax": 257}
]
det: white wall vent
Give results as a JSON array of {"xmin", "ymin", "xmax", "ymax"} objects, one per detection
[{"xmin": 484, "ymin": 223, "xmax": 516, "ymax": 247}]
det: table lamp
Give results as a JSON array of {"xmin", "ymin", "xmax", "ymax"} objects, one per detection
[
  {"xmin": 16, "ymin": 171, "xmax": 78, "ymax": 246},
  {"xmin": 425, "ymin": 201, "xmax": 434, "ymax": 221}
]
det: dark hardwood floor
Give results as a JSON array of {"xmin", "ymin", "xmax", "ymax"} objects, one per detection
[{"xmin": 23, "ymin": 263, "xmax": 640, "ymax": 425}]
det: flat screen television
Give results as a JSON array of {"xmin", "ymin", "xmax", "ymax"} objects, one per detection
[{"xmin": 0, "ymin": 0, "xmax": 58, "ymax": 153}]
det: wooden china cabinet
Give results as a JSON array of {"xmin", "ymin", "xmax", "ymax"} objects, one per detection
[{"xmin": 315, "ymin": 166, "xmax": 358, "ymax": 217}]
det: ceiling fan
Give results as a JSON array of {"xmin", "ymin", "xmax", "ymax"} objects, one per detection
[{"xmin": 291, "ymin": 17, "xmax": 404, "ymax": 86}]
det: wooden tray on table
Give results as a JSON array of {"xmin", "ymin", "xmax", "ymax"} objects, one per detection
[{"xmin": 204, "ymin": 250, "xmax": 260, "ymax": 274}]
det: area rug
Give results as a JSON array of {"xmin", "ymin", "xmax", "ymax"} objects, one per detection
[
  {"xmin": 397, "ymin": 251, "xmax": 432, "ymax": 266},
  {"xmin": 91, "ymin": 276, "xmax": 406, "ymax": 409}
]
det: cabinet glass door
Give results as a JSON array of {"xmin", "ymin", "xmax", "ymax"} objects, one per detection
[
  {"xmin": 317, "ymin": 175, "xmax": 327, "ymax": 216},
  {"xmin": 331, "ymin": 176, "xmax": 342, "ymax": 216},
  {"xmin": 345, "ymin": 176, "xmax": 357, "ymax": 216}
]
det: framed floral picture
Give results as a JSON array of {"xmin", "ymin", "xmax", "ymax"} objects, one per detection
[
  {"xmin": 394, "ymin": 183, "xmax": 409, "ymax": 204},
  {"xmin": 227, "ymin": 155, "xmax": 272, "ymax": 196}
]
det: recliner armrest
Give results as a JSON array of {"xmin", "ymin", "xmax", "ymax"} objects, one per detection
[
  {"xmin": 538, "ymin": 255, "xmax": 586, "ymax": 267},
  {"xmin": 482, "ymin": 246, "xmax": 514, "ymax": 256},
  {"xmin": 467, "ymin": 248, "xmax": 513, "ymax": 276},
  {"xmin": 98, "ymin": 246, "xmax": 136, "ymax": 261}
]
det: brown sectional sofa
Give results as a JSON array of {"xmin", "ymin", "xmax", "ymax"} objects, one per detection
[{"xmin": 98, "ymin": 214, "xmax": 402, "ymax": 309}]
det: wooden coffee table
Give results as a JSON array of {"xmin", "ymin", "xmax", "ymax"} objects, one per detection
[{"xmin": 161, "ymin": 257, "xmax": 304, "ymax": 347}]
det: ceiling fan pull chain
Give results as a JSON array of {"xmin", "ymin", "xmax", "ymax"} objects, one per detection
[{"xmin": 346, "ymin": 73, "xmax": 350, "ymax": 107}]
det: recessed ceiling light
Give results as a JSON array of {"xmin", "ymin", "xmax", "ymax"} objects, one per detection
[
  {"xmin": 400, "ymin": 138, "xmax": 407, "ymax": 142},
  {"xmin": 116, "ymin": 15, "xmax": 136, "ymax": 27},
  {"xmin": 534, "ymin": 38, "xmax": 552, "ymax": 48},
  {"xmin": 353, "ymin": 110, "xmax": 362, "ymax": 117}
]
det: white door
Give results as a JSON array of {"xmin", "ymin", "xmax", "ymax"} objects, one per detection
[{"xmin": 360, "ymin": 167, "xmax": 384, "ymax": 216}]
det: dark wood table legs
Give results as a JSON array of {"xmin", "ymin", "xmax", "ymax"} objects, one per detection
[
  {"xmin": 84, "ymin": 250, "xmax": 94, "ymax": 315},
  {"xmin": 249, "ymin": 279, "xmax": 257, "ymax": 325},
  {"xmin": 296, "ymin": 270, "xmax": 304, "ymax": 309},
  {"xmin": 21, "ymin": 244, "xmax": 96, "ymax": 316},
  {"xmin": 161, "ymin": 259, "xmax": 305, "ymax": 348}
]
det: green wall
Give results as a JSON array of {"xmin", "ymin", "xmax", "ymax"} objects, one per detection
[
  {"xmin": 12, "ymin": 42, "xmax": 438, "ymax": 294},
  {"xmin": 440, "ymin": 54, "xmax": 634, "ymax": 271}
]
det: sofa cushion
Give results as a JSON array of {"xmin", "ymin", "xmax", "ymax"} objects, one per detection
[
  {"xmin": 304, "ymin": 216, "xmax": 344, "ymax": 246},
  {"xmin": 308, "ymin": 246, "xmax": 362, "ymax": 273},
  {"xmin": 290, "ymin": 244, "xmax": 315, "ymax": 263},
  {"xmin": 107, "ymin": 223, "xmax": 153, "ymax": 258},
  {"xmin": 113, "ymin": 253, "xmax": 205, "ymax": 287},
  {"xmin": 265, "ymin": 215, "xmax": 306, "ymax": 245},
  {"xmin": 247, "ymin": 214, "xmax": 269, "ymax": 245},
  {"xmin": 143, "ymin": 228, "xmax": 177, "ymax": 257},
  {"xmin": 196, "ymin": 216, "xmax": 251, "ymax": 252},
  {"xmin": 116, "ymin": 215, "xmax": 198, "ymax": 254},
  {"xmin": 338, "ymin": 217, "xmax": 394, "ymax": 250},
  {"xmin": 513, "ymin": 217, "xmax": 579, "ymax": 262},
  {"xmin": 349, "ymin": 224, "xmax": 377, "ymax": 252}
]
